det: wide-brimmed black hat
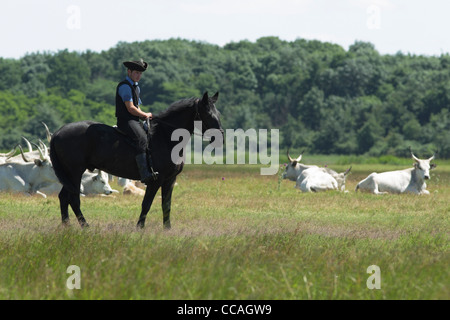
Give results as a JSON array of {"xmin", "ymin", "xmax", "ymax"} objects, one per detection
[{"xmin": 123, "ymin": 59, "xmax": 148, "ymax": 72}]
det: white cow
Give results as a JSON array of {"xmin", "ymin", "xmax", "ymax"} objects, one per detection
[
  {"xmin": 283, "ymin": 151, "xmax": 351, "ymax": 192},
  {"xmin": 295, "ymin": 166, "xmax": 352, "ymax": 193},
  {"xmin": 80, "ymin": 170, "xmax": 119, "ymax": 196},
  {"xmin": 296, "ymin": 166, "xmax": 338, "ymax": 192},
  {"xmin": 0, "ymin": 144, "xmax": 58, "ymax": 198},
  {"xmin": 40, "ymin": 170, "xmax": 119, "ymax": 196},
  {"xmin": 355, "ymin": 149, "xmax": 437, "ymax": 195}
]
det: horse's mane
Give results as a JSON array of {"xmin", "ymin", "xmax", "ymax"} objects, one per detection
[{"xmin": 155, "ymin": 97, "xmax": 197, "ymax": 120}]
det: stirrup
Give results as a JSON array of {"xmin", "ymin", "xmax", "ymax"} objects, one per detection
[{"xmin": 146, "ymin": 150, "xmax": 159, "ymax": 181}]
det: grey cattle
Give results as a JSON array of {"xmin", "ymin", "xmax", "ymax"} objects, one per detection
[
  {"xmin": 0, "ymin": 144, "xmax": 58, "ymax": 198},
  {"xmin": 283, "ymin": 150, "xmax": 351, "ymax": 192},
  {"xmin": 296, "ymin": 166, "xmax": 352, "ymax": 192},
  {"xmin": 356, "ymin": 149, "xmax": 436, "ymax": 195},
  {"xmin": 40, "ymin": 170, "xmax": 118, "ymax": 196}
]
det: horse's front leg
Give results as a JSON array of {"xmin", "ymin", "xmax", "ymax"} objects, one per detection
[
  {"xmin": 58, "ymin": 187, "xmax": 70, "ymax": 225},
  {"xmin": 136, "ymin": 182, "xmax": 160, "ymax": 229},
  {"xmin": 161, "ymin": 176, "xmax": 177, "ymax": 230}
]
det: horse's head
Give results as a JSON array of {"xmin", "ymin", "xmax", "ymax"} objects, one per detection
[{"xmin": 196, "ymin": 92, "xmax": 224, "ymax": 143}]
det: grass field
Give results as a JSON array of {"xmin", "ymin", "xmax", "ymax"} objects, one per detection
[{"xmin": 0, "ymin": 157, "xmax": 448, "ymax": 300}]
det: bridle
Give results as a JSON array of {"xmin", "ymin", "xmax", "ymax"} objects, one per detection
[{"xmin": 192, "ymin": 99, "xmax": 209, "ymax": 136}]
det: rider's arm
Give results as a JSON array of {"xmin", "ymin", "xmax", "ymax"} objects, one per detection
[{"xmin": 124, "ymin": 101, "xmax": 152, "ymax": 119}]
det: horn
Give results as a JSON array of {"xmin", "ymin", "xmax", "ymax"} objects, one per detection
[
  {"xmin": 42, "ymin": 122, "xmax": 52, "ymax": 143},
  {"xmin": 409, "ymin": 146, "xmax": 420, "ymax": 162},
  {"xmin": 296, "ymin": 150, "xmax": 305, "ymax": 162},
  {"xmin": 32, "ymin": 142, "xmax": 46, "ymax": 160},
  {"xmin": 18, "ymin": 145, "xmax": 31, "ymax": 162},
  {"xmin": 4, "ymin": 145, "xmax": 18, "ymax": 159},
  {"xmin": 344, "ymin": 166, "xmax": 352, "ymax": 175},
  {"xmin": 287, "ymin": 149, "xmax": 294, "ymax": 162},
  {"xmin": 22, "ymin": 137, "xmax": 33, "ymax": 153},
  {"xmin": 38, "ymin": 140, "xmax": 49, "ymax": 158}
]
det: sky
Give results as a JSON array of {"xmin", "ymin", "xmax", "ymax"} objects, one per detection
[{"xmin": 1, "ymin": 0, "xmax": 449, "ymax": 59}]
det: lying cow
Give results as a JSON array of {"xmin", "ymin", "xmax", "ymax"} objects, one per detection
[
  {"xmin": 40, "ymin": 170, "xmax": 119, "ymax": 196},
  {"xmin": 296, "ymin": 166, "xmax": 352, "ymax": 193},
  {"xmin": 80, "ymin": 170, "xmax": 119, "ymax": 196},
  {"xmin": 355, "ymin": 149, "xmax": 436, "ymax": 195},
  {"xmin": 0, "ymin": 144, "xmax": 58, "ymax": 198},
  {"xmin": 283, "ymin": 150, "xmax": 351, "ymax": 192},
  {"xmin": 296, "ymin": 166, "xmax": 338, "ymax": 192}
]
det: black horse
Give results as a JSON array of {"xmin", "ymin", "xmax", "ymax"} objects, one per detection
[{"xmin": 50, "ymin": 92, "xmax": 222, "ymax": 229}]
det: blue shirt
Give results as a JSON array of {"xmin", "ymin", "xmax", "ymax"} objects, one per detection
[{"xmin": 118, "ymin": 76, "xmax": 142, "ymax": 105}]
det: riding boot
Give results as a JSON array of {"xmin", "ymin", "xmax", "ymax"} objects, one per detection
[{"xmin": 135, "ymin": 153, "xmax": 153, "ymax": 184}]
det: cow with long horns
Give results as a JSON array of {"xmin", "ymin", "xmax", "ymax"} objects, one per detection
[
  {"xmin": 355, "ymin": 148, "xmax": 437, "ymax": 195},
  {"xmin": 0, "ymin": 143, "xmax": 58, "ymax": 198}
]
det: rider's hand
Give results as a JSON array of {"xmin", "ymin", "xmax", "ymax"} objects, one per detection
[{"xmin": 141, "ymin": 112, "xmax": 152, "ymax": 120}]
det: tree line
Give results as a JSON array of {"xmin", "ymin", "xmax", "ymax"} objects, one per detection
[{"xmin": 0, "ymin": 37, "xmax": 448, "ymax": 157}]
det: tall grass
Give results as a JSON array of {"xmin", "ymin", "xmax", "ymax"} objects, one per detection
[{"xmin": 0, "ymin": 163, "xmax": 448, "ymax": 299}]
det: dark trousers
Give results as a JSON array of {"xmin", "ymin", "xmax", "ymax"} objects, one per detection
[{"xmin": 117, "ymin": 119, "xmax": 147, "ymax": 154}]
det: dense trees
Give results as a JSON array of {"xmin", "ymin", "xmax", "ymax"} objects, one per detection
[{"xmin": 0, "ymin": 37, "xmax": 448, "ymax": 157}]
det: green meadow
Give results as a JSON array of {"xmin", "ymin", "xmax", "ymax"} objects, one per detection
[{"xmin": 0, "ymin": 157, "xmax": 448, "ymax": 300}]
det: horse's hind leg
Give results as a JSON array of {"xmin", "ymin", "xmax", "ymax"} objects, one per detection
[
  {"xmin": 161, "ymin": 176, "xmax": 177, "ymax": 230},
  {"xmin": 58, "ymin": 187, "xmax": 70, "ymax": 225},
  {"xmin": 69, "ymin": 192, "xmax": 89, "ymax": 228}
]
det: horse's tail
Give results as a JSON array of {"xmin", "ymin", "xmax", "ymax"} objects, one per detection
[{"xmin": 50, "ymin": 134, "xmax": 79, "ymax": 194}]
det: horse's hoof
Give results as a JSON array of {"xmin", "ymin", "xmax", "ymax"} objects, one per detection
[
  {"xmin": 80, "ymin": 222, "xmax": 90, "ymax": 229},
  {"xmin": 61, "ymin": 220, "xmax": 70, "ymax": 227},
  {"xmin": 136, "ymin": 222, "xmax": 145, "ymax": 229}
]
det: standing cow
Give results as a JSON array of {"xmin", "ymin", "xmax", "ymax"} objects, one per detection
[{"xmin": 355, "ymin": 149, "xmax": 437, "ymax": 195}]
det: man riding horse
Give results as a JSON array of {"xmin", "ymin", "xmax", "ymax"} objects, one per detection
[
  {"xmin": 115, "ymin": 59, "xmax": 157, "ymax": 184},
  {"xmin": 50, "ymin": 57, "xmax": 222, "ymax": 228}
]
